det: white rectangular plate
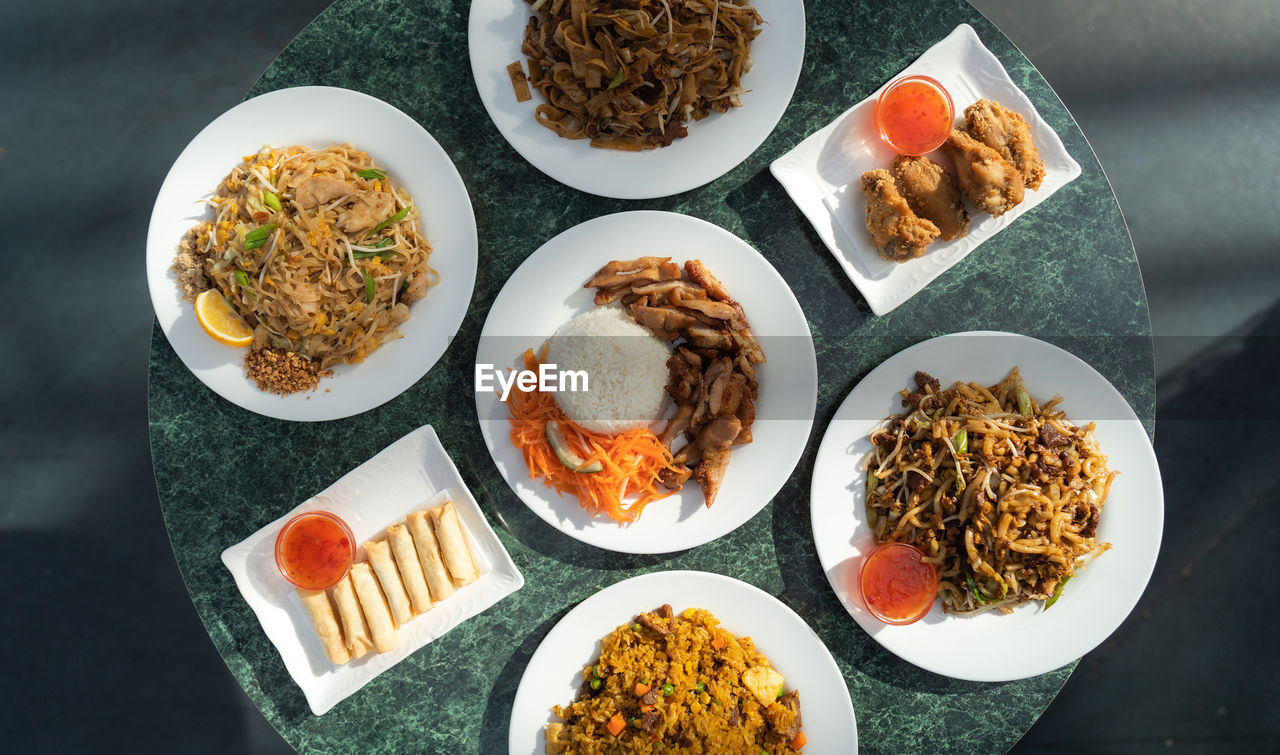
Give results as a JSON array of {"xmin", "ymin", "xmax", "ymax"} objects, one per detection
[
  {"xmin": 221, "ymin": 425, "xmax": 524, "ymax": 715},
  {"xmin": 770, "ymin": 24, "xmax": 1082, "ymax": 316}
]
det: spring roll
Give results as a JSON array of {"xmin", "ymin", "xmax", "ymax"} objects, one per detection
[
  {"xmin": 297, "ymin": 589, "xmax": 349, "ymax": 666},
  {"xmin": 388, "ymin": 523, "xmax": 432, "ymax": 615},
  {"xmin": 429, "ymin": 499, "xmax": 481, "ymax": 587},
  {"xmin": 364, "ymin": 539, "xmax": 413, "ymax": 628},
  {"xmin": 331, "ymin": 573, "xmax": 373, "ymax": 659},
  {"xmin": 407, "ymin": 509, "xmax": 455, "ymax": 602},
  {"xmin": 350, "ymin": 561, "xmax": 396, "ymax": 653}
]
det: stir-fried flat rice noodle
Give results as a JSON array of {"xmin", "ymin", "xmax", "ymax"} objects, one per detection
[
  {"xmin": 173, "ymin": 144, "xmax": 438, "ymax": 369},
  {"xmin": 865, "ymin": 368, "xmax": 1115, "ymax": 615},
  {"xmin": 520, "ymin": 0, "xmax": 762, "ymax": 150}
]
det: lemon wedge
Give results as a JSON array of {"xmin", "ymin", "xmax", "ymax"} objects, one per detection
[{"xmin": 194, "ymin": 289, "xmax": 254, "ymax": 347}]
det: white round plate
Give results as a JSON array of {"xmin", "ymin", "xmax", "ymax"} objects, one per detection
[
  {"xmin": 475, "ymin": 211, "xmax": 816, "ymax": 554},
  {"xmin": 146, "ymin": 86, "xmax": 478, "ymax": 421},
  {"xmin": 810, "ymin": 332, "xmax": 1163, "ymax": 682},
  {"xmin": 508, "ymin": 571, "xmax": 857, "ymax": 754},
  {"xmin": 468, "ymin": 0, "xmax": 805, "ymax": 199}
]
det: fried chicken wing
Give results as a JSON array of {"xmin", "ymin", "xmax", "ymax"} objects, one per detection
[
  {"xmin": 963, "ymin": 99, "xmax": 1045, "ymax": 190},
  {"xmin": 942, "ymin": 129, "xmax": 1025, "ymax": 217},
  {"xmin": 891, "ymin": 155, "xmax": 970, "ymax": 241},
  {"xmin": 860, "ymin": 169, "xmax": 940, "ymax": 261}
]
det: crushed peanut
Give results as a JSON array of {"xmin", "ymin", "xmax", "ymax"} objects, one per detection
[{"xmin": 244, "ymin": 348, "xmax": 332, "ymax": 395}]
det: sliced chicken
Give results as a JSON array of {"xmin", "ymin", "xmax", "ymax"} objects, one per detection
[
  {"xmin": 294, "ymin": 177, "xmax": 352, "ymax": 209},
  {"xmin": 584, "ymin": 258, "xmax": 680, "ymax": 288},
  {"xmin": 684, "ymin": 259, "xmax": 733, "ymax": 302},
  {"xmin": 339, "ymin": 191, "xmax": 396, "ymax": 234}
]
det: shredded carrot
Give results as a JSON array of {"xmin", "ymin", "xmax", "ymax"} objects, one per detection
[
  {"xmin": 606, "ymin": 713, "xmax": 626, "ymax": 736},
  {"xmin": 507, "ymin": 349, "xmax": 681, "ymax": 525}
]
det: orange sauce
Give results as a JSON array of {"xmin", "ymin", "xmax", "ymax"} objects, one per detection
[
  {"xmin": 875, "ymin": 77, "xmax": 953, "ymax": 155},
  {"xmin": 275, "ymin": 512, "xmax": 354, "ymax": 590},
  {"xmin": 858, "ymin": 543, "xmax": 937, "ymax": 624}
]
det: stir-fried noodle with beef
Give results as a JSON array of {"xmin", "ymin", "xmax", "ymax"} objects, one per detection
[{"xmin": 864, "ymin": 368, "xmax": 1115, "ymax": 614}]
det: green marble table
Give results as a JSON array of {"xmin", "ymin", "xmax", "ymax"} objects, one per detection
[{"xmin": 149, "ymin": 0, "xmax": 1155, "ymax": 752}]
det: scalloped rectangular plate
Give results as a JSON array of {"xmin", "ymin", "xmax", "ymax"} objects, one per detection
[
  {"xmin": 221, "ymin": 425, "xmax": 524, "ymax": 715},
  {"xmin": 770, "ymin": 24, "xmax": 1082, "ymax": 316}
]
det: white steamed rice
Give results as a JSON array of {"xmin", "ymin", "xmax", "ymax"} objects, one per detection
[{"xmin": 545, "ymin": 307, "xmax": 671, "ymax": 435}]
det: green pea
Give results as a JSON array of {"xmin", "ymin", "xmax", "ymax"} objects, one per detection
[
  {"xmin": 589, "ymin": 678, "xmax": 601, "ymax": 691},
  {"xmin": 695, "ymin": 682, "xmax": 706, "ymax": 693},
  {"xmin": 662, "ymin": 683, "xmax": 674, "ymax": 696},
  {"xmin": 592, "ymin": 664, "xmax": 603, "ymax": 679},
  {"xmin": 631, "ymin": 623, "xmax": 642, "ymax": 633}
]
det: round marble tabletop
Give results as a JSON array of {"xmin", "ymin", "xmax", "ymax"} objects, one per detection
[{"xmin": 149, "ymin": 0, "xmax": 1155, "ymax": 752}]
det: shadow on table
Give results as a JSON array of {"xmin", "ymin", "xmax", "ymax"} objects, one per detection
[{"xmin": 480, "ymin": 608, "xmax": 571, "ymax": 753}]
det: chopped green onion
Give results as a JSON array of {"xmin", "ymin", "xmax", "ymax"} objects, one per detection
[
  {"xmin": 776, "ymin": 688, "xmax": 785, "ymax": 699},
  {"xmin": 1044, "ymin": 576, "xmax": 1071, "ymax": 609},
  {"xmin": 589, "ymin": 678, "xmax": 602, "ymax": 691},
  {"xmin": 371, "ymin": 237, "xmax": 395, "ymax": 248},
  {"xmin": 356, "ymin": 168, "xmax": 388, "ymax": 180},
  {"xmin": 363, "ymin": 271, "xmax": 375, "ymax": 302},
  {"xmin": 352, "ymin": 249, "xmax": 397, "ymax": 260},
  {"xmin": 243, "ymin": 222, "xmax": 278, "ymax": 250},
  {"xmin": 605, "ymin": 66, "xmax": 626, "ymax": 90},
  {"xmin": 592, "ymin": 664, "xmax": 603, "ymax": 679},
  {"xmin": 638, "ymin": 677, "xmax": 648, "ymax": 686},
  {"xmin": 662, "ymin": 683, "xmax": 674, "ymax": 696},
  {"xmin": 366, "ymin": 205, "xmax": 410, "ymax": 238},
  {"xmin": 263, "ymin": 192, "xmax": 281, "ymax": 212},
  {"xmin": 953, "ymin": 428, "xmax": 968, "ymax": 454},
  {"xmin": 866, "ymin": 472, "xmax": 878, "ymax": 495},
  {"xmin": 399, "ymin": 280, "xmax": 409, "ymax": 296},
  {"xmin": 695, "ymin": 682, "xmax": 706, "ymax": 693},
  {"xmin": 234, "ymin": 270, "xmax": 252, "ymax": 291},
  {"xmin": 967, "ymin": 573, "xmax": 993, "ymax": 605},
  {"xmin": 628, "ymin": 717, "xmax": 640, "ymax": 727},
  {"xmin": 1016, "ymin": 388, "xmax": 1032, "ymax": 416}
]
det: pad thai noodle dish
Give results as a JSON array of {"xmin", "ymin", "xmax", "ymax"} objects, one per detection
[
  {"xmin": 864, "ymin": 368, "xmax": 1115, "ymax": 614},
  {"xmin": 511, "ymin": 0, "xmax": 763, "ymax": 150},
  {"xmin": 172, "ymin": 143, "xmax": 438, "ymax": 394}
]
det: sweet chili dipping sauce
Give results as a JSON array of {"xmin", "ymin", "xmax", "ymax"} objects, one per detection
[
  {"xmin": 874, "ymin": 75, "xmax": 954, "ymax": 156},
  {"xmin": 274, "ymin": 511, "xmax": 355, "ymax": 590},
  {"xmin": 858, "ymin": 542, "xmax": 938, "ymax": 625}
]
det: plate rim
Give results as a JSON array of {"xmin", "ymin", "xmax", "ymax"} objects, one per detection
[
  {"xmin": 146, "ymin": 85, "xmax": 478, "ymax": 421},
  {"xmin": 467, "ymin": 0, "xmax": 807, "ymax": 199},
  {"xmin": 474, "ymin": 210, "xmax": 817, "ymax": 554},
  {"xmin": 506, "ymin": 569, "xmax": 858, "ymax": 754},
  {"xmin": 808, "ymin": 330, "xmax": 1164, "ymax": 681}
]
